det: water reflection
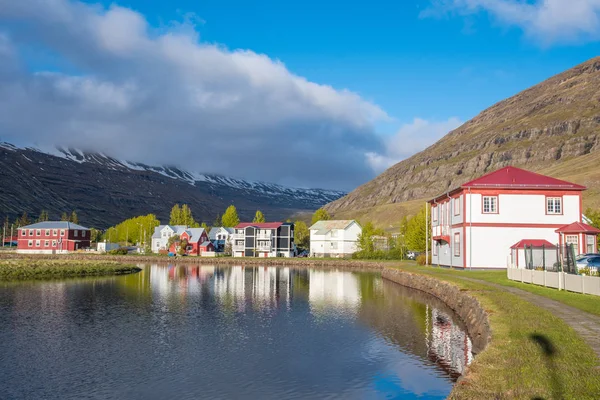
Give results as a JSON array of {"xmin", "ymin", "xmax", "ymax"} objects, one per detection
[{"xmin": 0, "ymin": 264, "xmax": 472, "ymax": 400}]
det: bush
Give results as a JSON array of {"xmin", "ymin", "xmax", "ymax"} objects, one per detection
[
  {"xmin": 416, "ymin": 254, "xmax": 431, "ymax": 265},
  {"xmin": 108, "ymin": 247, "xmax": 129, "ymax": 255}
]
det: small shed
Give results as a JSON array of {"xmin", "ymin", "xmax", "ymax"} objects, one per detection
[
  {"xmin": 556, "ymin": 222, "xmax": 600, "ymax": 255},
  {"xmin": 511, "ymin": 239, "xmax": 557, "ymax": 270}
]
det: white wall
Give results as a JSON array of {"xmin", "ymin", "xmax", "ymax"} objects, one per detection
[
  {"xmin": 466, "ymin": 193, "xmax": 579, "ymax": 224},
  {"xmin": 310, "ymin": 222, "xmax": 361, "ymax": 256}
]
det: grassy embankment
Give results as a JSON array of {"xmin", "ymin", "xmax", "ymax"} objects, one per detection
[
  {"xmin": 390, "ymin": 262, "xmax": 600, "ymax": 399},
  {"xmin": 0, "ymin": 259, "xmax": 141, "ymax": 280}
]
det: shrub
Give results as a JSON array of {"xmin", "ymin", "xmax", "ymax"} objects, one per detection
[
  {"xmin": 108, "ymin": 247, "xmax": 129, "ymax": 255},
  {"xmin": 416, "ymin": 254, "xmax": 431, "ymax": 265}
]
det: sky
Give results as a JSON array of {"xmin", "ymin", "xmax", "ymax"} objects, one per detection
[{"xmin": 1, "ymin": 0, "xmax": 599, "ymax": 191}]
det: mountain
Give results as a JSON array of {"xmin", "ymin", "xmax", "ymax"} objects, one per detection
[
  {"xmin": 0, "ymin": 143, "xmax": 345, "ymax": 228},
  {"xmin": 326, "ymin": 57, "xmax": 600, "ymax": 229}
]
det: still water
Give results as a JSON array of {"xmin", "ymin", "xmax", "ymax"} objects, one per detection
[{"xmin": 0, "ymin": 265, "xmax": 472, "ymax": 399}]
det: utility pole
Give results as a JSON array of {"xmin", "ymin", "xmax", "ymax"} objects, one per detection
[
  {"xmin": 2, "ymin": 223, "xmax": 5, "ymax": 248},
  {"xmin": 10, "ymin": 224, "xmax": 13, "ymax": 248}
]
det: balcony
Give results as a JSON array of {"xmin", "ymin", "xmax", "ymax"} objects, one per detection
[
  {"xmin": 432, "ymin": 225, "xmax": 450, "ymax": 243},
  {"xmin": 257, "ymin": 232, "xmax": 272, "ymax": 239},
  {"xmin": 257, "ymin": 245, "xmax": 272, "ymax": 252},
  {"xmin": 233, "ymin": 233, "xmax": 245, "ymax": 240}
]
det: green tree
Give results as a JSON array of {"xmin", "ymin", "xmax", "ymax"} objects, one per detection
[
  {"xmin": 169, "ymin": 204, "xmax": 182, "ymax": 225},
  {"xmin": 102, "ymin": 214, "xmax": 161, "ymax": 246},
  {"xmin": 404, "ymin": 206, "xmax": 428, "ymax": 252},
  {"xmin": 167, "ymin": 234, "xmax": 180, "ymax": 250},
  {"xmin": 213, "ymin": 214, "xmax": 222, "ymax": 227},
  {"xmin": 221, "ymin": 205, "xmax": 240, "ymax": 227},
  {"xmin": 178, "ymin": 238, "xmax": 189, "ymax": 256},
  {"xmin": 70, "ymin": 210, "xmax": 79, "ymax": 224},
  {"xmin": 89, "ymin": 228, "xmax": 102, "ymax": 243},
  {"xmin": 356, "ymin": 221, "xmax": 385, "ymax": 254},
  {"xmin": 253, "ymin": 210, "xmax": 265, "ymax": 223},
  {"xmin": 294, "ymin": 220, "xmax": 310, "ymax": 249},
  {"xmin": 201, "ymin": 222, "xmax": 210, "ymax": 232},
  {"xmin": 37, "ymin": 210, "xmax": 49, "ymax": 222},
  {"xmin": 16, "ymin": 212, "xmax": 31, "ymax": 227},
  {"xmin": 311, "ymin": 208, "xmax": 331, "ymax": 225},
  {"xmin": 61, "ymin": 212, "xmax": 69, "ymax": 221}
]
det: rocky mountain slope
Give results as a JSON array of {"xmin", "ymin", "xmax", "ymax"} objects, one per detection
[
  {"xmin": 326, "ymin": 57, "xmax": 600, "ymax": 228},
  {"xmin": 0, "ymin": 144, "xmax": 345, "ymax": 228}
]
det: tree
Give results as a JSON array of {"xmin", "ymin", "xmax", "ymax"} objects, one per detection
[
  {"xmin": 102, "ymin": 214, "xmax": 161, "ymax": 246},
  {"xmin": 89, "ymin": 228, "xmax": 102, "ymax": 243},
  {"xmin": 213, "ymin": 214, "xmax": 222, "ymax": 227},
  {"xmin": 403, "ymin": 206, "xmax": 428, "ymax": 252},
  {"xmin": 16, "ymin": 212, "xmax": 31, "ymax": 227},
  {"xmin": 253, "ymin": 210, "xmax": 265, "ymax": 223},
  {"xmin": 61, "ymin": 212, "xmax": 69, "ymax": 221},
  {"xmin": 201, "ymin": 222, "xmax": 210, "ymax": 233},
  {"xmin": 37, "ymin": 210, "xmax": 49, "ymax": 222},
  {"xmin": 294, "ymin": 220, "xmax": 310, "ymax": 249},
  {"xmin": 169, "ymin": 204, "xmax": 182, "ymax": 225},
  {"xmin": 169, "ymin": 204, "xmax": 198, "ymax": 226},
  {"xmin": 178, "ymin": 238, "xmax": 189, "ymax": 256},
  {"xmin": 223, "ymin": 239, "xmax": 232, "ymax": 256},
  {"xmin": 70, "ymin": 210, "xmax": 79, "ymax": 224},
  {"xmin": 356, "ymin": 221, "xmax": 385, "ymax": 253},
  {"xmin": 221, "ymin": 205, "xmax": 240, "ymax": 227},
  {"xmin": 167, "ymin": 234, "xmax": 180, "ymax": 250},
  {"xmin": 311, "ymin": 208, "xmax": 330, "ymax": 225}
]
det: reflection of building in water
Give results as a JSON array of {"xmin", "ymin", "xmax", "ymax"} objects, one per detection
[
  {"xmin": 149, "ymin": 264, "xmax": 215, "ymax": 296},
  {"xmin": 426, "ymin": 307, "xmax": 473, "ymax": 378},
  {"xmin": 308, "ymin": 270, "xmax": 360, "ymax": 314}
]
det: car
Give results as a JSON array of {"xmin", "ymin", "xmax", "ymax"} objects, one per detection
[
  {"xmin": 296, "ymin": 250, "xmax": 309, "ymax": 258},
  {"xmin": 576, "ymin": 254, "xmax": 600, "ymax": 273}
]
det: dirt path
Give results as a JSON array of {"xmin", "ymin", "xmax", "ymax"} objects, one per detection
[{"xmin": 459, "ymin": 276, "xmax": 600, "ymax": 360}]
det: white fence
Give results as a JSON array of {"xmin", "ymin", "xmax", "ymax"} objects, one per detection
[{"xmin": 507, "ymin": 268, "xmax": 600, "ymax": 296}]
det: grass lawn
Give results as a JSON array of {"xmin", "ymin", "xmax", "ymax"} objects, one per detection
[
  {"xmin": 388, "ymin": 262, "xmax": 600, "ymax": 399},
  {"xmin": 0, "ymin": 260, "xmax": 141, "ymax": 280}
]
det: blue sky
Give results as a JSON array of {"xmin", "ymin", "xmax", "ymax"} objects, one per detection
[{"xmin": 1, "ymin": 0, "xmax": 599, "ymax": 190}]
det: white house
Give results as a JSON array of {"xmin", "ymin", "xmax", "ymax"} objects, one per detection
[
  {"xmin": 428, "ymin": 166, "xmax": 599, "ymax": 269},
  {"xmin": 309, "ymin": 220, "xmax": 362, "ymax": 258},
  {"xmin": 208, "ymin": 227, "xmax": 234, "ymax": 252}
]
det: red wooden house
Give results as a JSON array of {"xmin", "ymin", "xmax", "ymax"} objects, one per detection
[
  {"xmin": 167, "ymin": 228, "xmax": 209, "ymax": 256},
  {"xmin": 17, "ymin": 221, "xmax": 91, "ymax": 254}
]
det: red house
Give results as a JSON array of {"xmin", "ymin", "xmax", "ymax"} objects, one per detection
[
  {"xmin": 167, "ymin": 228, "xmax": 209, "ymax": 256},
  {"xmin": 17, "ymin": 221, "xmax": 91, "ymax": 254}
]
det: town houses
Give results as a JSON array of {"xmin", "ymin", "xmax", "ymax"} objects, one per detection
[
  {"xmin": 16, "ymin": 221, "xmax": 91, "ymax": 254},
  {"xmin": 428, "ymin": 166, "xmax": 599, "ymax": 269},
  {"xmin": 232, "ymin": 222, "xmax": 295, "ymax": 257},
  {"xmin": 151, "ymin": 225, "xmax": 210, "ymax": 256},
  {"xmin": 309, "ymin": 220, "xmax": 362, "ymax": 258}
]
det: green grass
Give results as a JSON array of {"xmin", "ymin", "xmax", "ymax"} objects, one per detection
[
  {"xmin": 0, "ymin": 260, "xmax": 141, "ymax": 280},
  {"xmin": 388, "ymin": 262, "xmax": 600, "ymax": 399}
]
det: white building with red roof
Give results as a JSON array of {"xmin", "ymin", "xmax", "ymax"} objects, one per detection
[{"xmin": 428, "ymin": 166, "xmax": 599, "ymax": 269}]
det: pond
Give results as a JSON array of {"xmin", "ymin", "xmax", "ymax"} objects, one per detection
[{"xmin": 0, "ymin": 264, "xmax": 472, "ymax": 399}]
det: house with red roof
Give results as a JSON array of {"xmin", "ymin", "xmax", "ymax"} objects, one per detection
[
  {"xmin": 428, "ymin": 166, "xmax": 599, "ymax": 269},
  {"xmin": 232, "ymin": 222, "xmax": 295, "ymax": 257}
]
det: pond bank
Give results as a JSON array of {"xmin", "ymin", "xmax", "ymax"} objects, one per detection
[{"xmin": 0, "ymin": 259, "xmax": 141, "ymax": 280}]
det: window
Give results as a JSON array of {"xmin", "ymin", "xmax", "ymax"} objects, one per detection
[
  {"xmin": 36, "ymin": 230, "xmax": 41, "ymax": 236},
  {"xmin": 35, "ymin": 240, "xmax": 40, "ymax": 247},
  {"xmin": 330, "ymin": 242, "xmax": 338, "ymax": 249},
  {"xmin": 45, "ymin": 230, "xmax": 50, "ymax": 236},
  {"xmin": 482, "ymin": 196, "xmax": 498, "ymax": 213},
  {"xmin": 454, "ymin": 233, "xmax": 460, "ymax": 257},
  {"xmin": 52, "ymin": 240, "xmax": 57, "ymax": 247},
  {"xmin": 74, "ymin": 230, "xmax": 78, "ymax": 237},
  {"xmin": 44, "ymin": 241, "xmax": 49, "ymax": 247},
  {"xmin": 29, "ymin": 230, "xmax": 34, "ymax": 236},
  {"xmin": 587, "ymin": 235, "xmax": 596, "ymax": 254},
  {"xmin": 53, "ymin": 229, "xmax": 57, "ymax": 236},
  {"xmin": 60, "ymin": 230, "xmax": 65, "ymax": 236},
  {"xmin": 432, "ymin": 206, "xmax": 438, "ymax": 222},
  {"xmin": 433, "ymin": 241, "xmax": 438, "ymax": 256},
  {"xmin": 547, "ymin": 197, "xmax": 562, "ymax": 215},
  {"xmin": 21, "ymin": 231, "xmax": 25, "ymax": 236},
  {"xmin": 454, "ymin": 197, "xmax": 460, "ymax": 216},
  {"xmin": 331, "ymin": 230, "xmax": 338, "ymax": 238},
  {"xmin": 565, "ymin": 235, "xmax": 578, "ymax": 247},
  {"xmin": 186, "ymin": 246, "xmax": 192, "ymax": 251},
  {"xmin": 28, "ymin": 240, "xmax": 33, "ymax": 247}
]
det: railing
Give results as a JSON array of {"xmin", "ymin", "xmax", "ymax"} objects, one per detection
[
  {"xmin": 232, "ymin": 233, "xmax": 245, "ymax": 240},
  {"xmin": 256, "ymin": 245, "xmax": 272, "ymax": 251},
  {"xmin": 432, "ymin": 225, "xmax": 450, "ymax": 237},
  {"xmin": 257, "ymin": 232, "xmax": 272, "ymax": 239}
]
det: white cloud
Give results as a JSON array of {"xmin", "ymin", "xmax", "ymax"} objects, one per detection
[
  {"xmin": 366, "ymin": 117, "xmax": 462, "ymax": 173},
  {"xmin": 0, "ymin": 0, "xmax": 390, "ymax": 190},
  {"xmin": 425, "ymin": 0, "xmax": 600, "ymax": 45}
]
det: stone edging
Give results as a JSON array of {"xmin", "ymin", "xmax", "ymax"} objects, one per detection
[{"xmin": 382, "ymin": 268, "xmax": 492, "ymax": 354}]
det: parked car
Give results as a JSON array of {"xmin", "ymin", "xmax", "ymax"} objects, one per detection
[
  {"xmin": 406, "ymin": 251, "xmax": 420, "ymax": 260},
  {"xmin": 576, "ymin": 254, "xmax": 600, "ymax": 269}
]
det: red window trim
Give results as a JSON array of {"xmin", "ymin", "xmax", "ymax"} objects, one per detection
[
  {"xmin": 481, "ymin": 195, "xmax": 499, "ymax": 214},
  {"xmin": 454, "ymin": 233, "xmax": 460, "ymax": 257},
  {"xmin": 545, "ymin": 195, "xmax": 564, "ymax": 216},
  {"xmin": 453, "ymin": 196, "xmax": 461, "ymax": 216}
]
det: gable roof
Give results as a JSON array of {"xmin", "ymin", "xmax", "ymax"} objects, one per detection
[
  {"xmin": 152, "ymin": 225, "xmax": 188, "ymax": 238},
  {"xmin": 309, "ymin": 220, "xmax": 359, "ymax": 231},
  {"xmin": 235, "ymin": 222, "xmax": 284, "ymax": 229},
  {"xmin": 510, "ymin": 239, "xmax": 556, "ymax": 249},
  {"xmin": 19, "ymin": 221, "xmax": 89, "ymax": 230},
  {"xmin": 429, "ymin": 166, "xmax": 586, "ymax": 203},
  {"xmin": 555, "ymin": 222, "xmax": 600, "ymax": 234},
  {"xmin": 208, "ymin": 227, "xmax": 234, "ymax": 240}
]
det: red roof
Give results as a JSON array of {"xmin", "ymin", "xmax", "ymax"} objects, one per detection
[
  {"xmin": 235, "ymin": 222, "xmax": 283, "ymax": 229},
  {"xmin": 555, "ymin": 222, "xmax": 600, "ymax": 234},
  {"xmin": 461, "ymin": 166, "xmax": 586, "ymax": 190},
  {"xmin": 510, "ymin": 239, "xmax": 556, "ymax": 249}
]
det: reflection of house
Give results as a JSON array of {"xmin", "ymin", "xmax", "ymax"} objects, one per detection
[
  {"xmin": 309, "ymin": 220, "xmax": 362, "ymax": 258},
  {"xmin": 428, "ymin": 308, "xmax": 472, "ymax": 377},
  {"xmin": 308, "ymin": 270, "xmax": 360, "ymax": 310},
  {"xmin": 429, "ymin": 166, "xmax": 595, "ymax": 269},
  {"xmin": 151, "ymin": 225, "xmax": 209, "ymax": 255},
  {"xmin": 208, "ymin": 227, "xmax": 234, "ymax": 252},
  {"xmin": 17, "ymin": 221, "xmax": 90, "ymax": 253},
  {"xmin": 232, "ymin": 222, "xmax": 295, "ymax": 258}
]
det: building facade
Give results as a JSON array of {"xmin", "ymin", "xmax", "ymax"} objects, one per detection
[
  {"xmin": 208, "ymin": 227, "xmax": 234, "ymax": 252},
  {"xmin": 232, "ymin": 222, "xmax": 295, "ymax": 258},
  {"xmin": 309, "ymin": 220, "xmax": 362, "ymax": 258},
  {"xmin": 17, "ymin": 221, "xmax": 91, "ymax": 254},
  {"xmin": 428, "ymin": 166, "xmax": 596, "ymax": 269},
  {"xmin": 152, "ymin": 225, "xmax": 209, "ymax": 256}
]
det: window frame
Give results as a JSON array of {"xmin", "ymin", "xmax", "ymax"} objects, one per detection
[
  {"xmin": 45, "ymin": 229, "xmax": 50, "ymax": 236},
  {"xmin": 21, "ymin": 230, "xmax": 26, "ymax": 236},
  {"xmin": 482, "ymin": 196, "xmax": 499, "ymax": 214},
  {"xmin": 565, "ymin": 234, "xmax": 578, "ymax": 246},
  {"xmin": 44, "ymin": 240, "xmax": 49, "ymax": 247},
  {"xmin": 453, "ymin": 196, "xmax": 461, "ymax": 216},
  {"xmin": 60, "ymin": 230, "xmax": 65, "ymax": 237},
  {"xmin": 28, "ymin": 240, "xmax": 33, "ymax": 247},
  {"xmin": 36, "ymin": 230, "xmax": 41, "ymax": 236},
  {"xmin": 35, "ymin": 240, "xmax": 40, "ymax": 247},
  {"xmin": 53, "ymin": 229, "xmax": 58, "ymax": 236},
  {"xmin": 546, "ymin": 196, "xmax": 563, "ymax": 215},
  {"xmin": 454, "ymin": 233, "xmax": 461, "ymax": 257},
  {"xmin": 52, "ymin": 240, "xmax": 57, "ymax": 247},
  {"xmin": 29, "ymin": 230, "xmax": 34, "ymax": 236},
  {"xmin": 432, "ymin": 205, "xmax": 438, "ymax": 222}
]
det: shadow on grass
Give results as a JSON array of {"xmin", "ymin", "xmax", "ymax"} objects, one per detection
[{"xmin": 530, "ymin": 333, "xmax": 563, "ymax": 400}]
